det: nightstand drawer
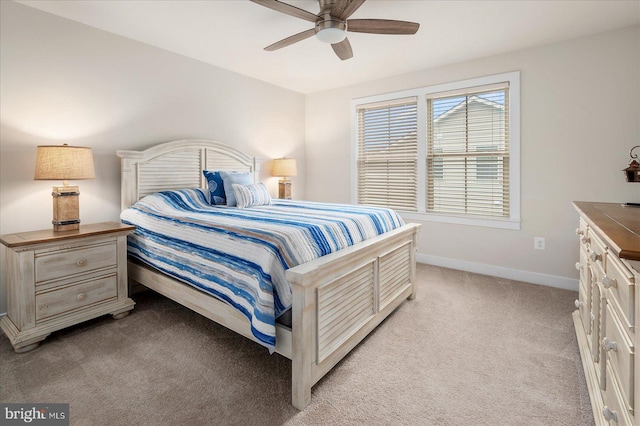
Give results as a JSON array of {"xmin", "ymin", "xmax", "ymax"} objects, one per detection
[
  {"xmin": 35, "ymin": 241, "xmax": 117, "ymax": 284},
  {"xmin": 36, "ymin": 274, "xmax": 118, "ymax": 322}
]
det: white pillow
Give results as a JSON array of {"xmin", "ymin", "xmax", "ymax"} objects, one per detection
[{"xmin": 232, "ymin": 182, "xmax": 272, "ymax": 208}]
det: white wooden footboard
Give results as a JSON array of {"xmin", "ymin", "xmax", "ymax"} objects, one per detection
[{"xmin": 286, "ymin": 222, "xmax": 420, "ymax": 409}]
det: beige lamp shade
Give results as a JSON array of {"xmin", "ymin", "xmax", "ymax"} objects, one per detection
[
  {"xmin": 34, "ymin": 144, "xmax": 95, "ymax": 232},
  {"xmin": 272, "ymin": 157, "xmax": 297, "ymax": 178},
  {"xmin": 34, "ymin": 144, "xmax": 95, "ymax": 182}
]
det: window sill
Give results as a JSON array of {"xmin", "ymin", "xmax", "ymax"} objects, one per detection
[{"xmin": 399, "ymin": 211, "xmax": 521, "ymax": 230}]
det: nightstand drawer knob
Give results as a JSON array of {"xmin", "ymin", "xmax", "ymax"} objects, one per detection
[
  {"xmin": 76, "ymin": 258, "xmax": 87, "ymax": 267},
  {"xmin": 590, "ymin": 251, "xmax": 601, "ymax": 262},
  {"xmin": 76, "ymin": 292, "xmax": 87, "ymax": 302},
  {"xmin": 574, "ymin": 299, "xmax": 583, "ymax": 308}
]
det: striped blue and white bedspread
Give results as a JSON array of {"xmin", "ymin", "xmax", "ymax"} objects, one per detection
[{"xmin": 120, "ymin": 188, "xmax": 405, "ymax": 351}]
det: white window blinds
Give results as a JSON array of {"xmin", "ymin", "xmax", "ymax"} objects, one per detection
[
  {"xmin": 356, "ymin": 97, "xmax": 418, "ymax": 211},
  {"xmin": 427, "ymin": 84, "xmax": 510, "ymax": 217}
]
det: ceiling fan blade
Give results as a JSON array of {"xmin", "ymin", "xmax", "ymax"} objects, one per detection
[
  {"xmin": 331, "ymin": 0, "xmax": 366, "ymax": 21},
  {"xmin": 332, "ymin": 38, "xmax": 353, "ymax": 60},
  {"xmin": 250, "ymin": 0, "xmax": 319, "ymax": 23},
  {"xmin": 347, "ymin": 19, "xmax": 420, "ymax": 35},
  {"xmin": 264, "ymin": 28, "xmax": 316, "ymax": 51}
]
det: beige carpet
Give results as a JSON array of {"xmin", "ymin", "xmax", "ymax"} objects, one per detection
[{"xmin": 0, "ymin": 264, "xmax": 593, "ymax": 425}]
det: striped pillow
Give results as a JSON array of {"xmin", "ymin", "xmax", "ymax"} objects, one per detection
[{"xmin": 232, "ymin": 183, "xmax": 272, "ymax": 208}]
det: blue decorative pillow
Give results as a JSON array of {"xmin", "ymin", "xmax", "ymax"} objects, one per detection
[
  {"xmin": 219, "ymin": 171, "xmax": 253, "ymax": 207},
  {"xmin": 202, "ymin": 170, "xmax": 226, "ymax": 205},
  {"xmin": 232, "ymin": 183, "xmax": 272, "ymax": 209}
]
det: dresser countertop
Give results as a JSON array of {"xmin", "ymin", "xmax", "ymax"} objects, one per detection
[{"xmin": 573, "ymin": 202, "xmax": 640, "ymax": 261}]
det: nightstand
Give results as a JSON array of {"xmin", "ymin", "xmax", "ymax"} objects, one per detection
[{"xmin": 0, "ymin": 222, "xmax": 135, "ymax": 353}]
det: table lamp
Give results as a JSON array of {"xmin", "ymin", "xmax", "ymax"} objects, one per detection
[
  {"xmin": 34, "ymin": 144, "xmax": 95, "ymax": 231},
  {"xmin": 272, "ymin": 157, "xmax": 297, "ymax": 199}
]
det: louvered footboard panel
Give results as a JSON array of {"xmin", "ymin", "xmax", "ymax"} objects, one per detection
[
  {"xmin": 316, "ymin": 262, "xmax": 376, "ymax": 363},
  {"xmin": 379, "ymin": 242, "xmax": 412, "ymax": 309}
]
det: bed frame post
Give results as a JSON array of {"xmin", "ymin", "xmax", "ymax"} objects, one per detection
[
  {"xmin": 408, "ymin": 230, "xmax": 418, "ymax": 301},
  {"xmin": 291, "ymin": 281, "xmax": 314, "ymax": 410}
]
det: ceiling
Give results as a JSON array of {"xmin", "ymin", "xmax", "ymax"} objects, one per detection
[{"xmin": 17, "ymin": 0, "xmax": 640, "ymax": 94}]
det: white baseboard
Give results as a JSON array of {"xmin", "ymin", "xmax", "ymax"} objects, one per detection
[{"xmin": 417, "ymin": 253, "xmax": 579, "ymax": 292}]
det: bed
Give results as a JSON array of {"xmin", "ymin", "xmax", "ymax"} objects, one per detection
[{"xmin": 117, "ymin": 139, "xmax": 421, "ymax": 409}]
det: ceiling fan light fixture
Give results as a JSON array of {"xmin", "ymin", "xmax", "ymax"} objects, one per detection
[
  {"xmin": 316, "ymin": 27, "xmax": 346, "ymax": 44},
  {"xmin": 315, "ymin": 19, "xmax": 347, "ymax": 44}
]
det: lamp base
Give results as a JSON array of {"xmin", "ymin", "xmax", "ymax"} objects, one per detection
[
  {"xmin": 52, "ymin": 185, "xmax": 81, "ymax": 231},
  {"xmin": 278, "ymin": 180, "xmax": 292, "ymax": 200}
]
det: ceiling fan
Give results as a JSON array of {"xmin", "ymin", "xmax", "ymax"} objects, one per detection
[{"xmin": 250, "ymin": 0, "xmax": 420, "ymax": 60}]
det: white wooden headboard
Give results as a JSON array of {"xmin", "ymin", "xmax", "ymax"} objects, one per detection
[{"xmin": 116, "ymin": 139, "xmax": 260, "ymax": 210}]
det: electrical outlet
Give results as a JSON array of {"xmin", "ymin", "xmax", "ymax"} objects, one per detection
[{"xmin": 534, "ymin": 237, "xmax": 545, "ymax": 250}]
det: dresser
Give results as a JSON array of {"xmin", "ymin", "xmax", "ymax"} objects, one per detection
[
  {"xmin": 573, "ymin": 202, "xmax": 640, "ymax": 425},
  {"xmin": 0, "ymin": 222, "xmax": 135, "ymax": 352}
]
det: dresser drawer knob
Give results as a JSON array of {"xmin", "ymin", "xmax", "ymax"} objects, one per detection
[
  {"xmin": 601, "ymin": 337, "xmax": 618, "ymax": 353},
  {"xmin": 581, "ymin": 236, "xmax": 590, "ymax": 244},
  {"xmin": 76, "ymin": 292, "xmax": 87, "ymax": 302},
  {"xmin": 602, "ymin": 406, "xmax": 618, "ymax": 422},
  {"xmin": 590, "ymin": 251, "xmax": 601, "ymax": 262},
  {"xmin": 574, "ymin": 299, "xmax": 583, "ymax": 308},
  {"xmin": 575, "ymin": 262, "xmax": 583, "ymax": 271},
  {"xmin": 575, "ymin": 228, "xmax": 584, "ymax": 236},
  {"xmin": 76, "ymin": 258, "xmax": 87, "ymax": 267},
  {"xmin": 602, "ymin": 276, "xmax": 617, "ymax": 289}
]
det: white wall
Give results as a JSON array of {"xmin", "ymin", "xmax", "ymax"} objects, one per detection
[
  {"xmin": 305, "ymin": 25, "xmax": 640, "ymax": 289},
  {"xmin": 0, "ymin": 2, "xmax": 306, "ymax": 312}
]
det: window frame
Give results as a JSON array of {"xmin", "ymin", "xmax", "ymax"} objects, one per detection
[{"xmin": 351, "ymin": 71, "xmax": 521, "ymax": 230}]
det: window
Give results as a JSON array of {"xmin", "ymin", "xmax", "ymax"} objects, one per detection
[
  {"xmin": 356, "ymin": 98, "xmax": 418, "ymax": 211},
  {"xmin": 427, "ymin": 85, "xmax": 509, "ymax": 218},
  {"xmin": 352, "ymin": 72, "xmax": 520, "ymax": 229}
]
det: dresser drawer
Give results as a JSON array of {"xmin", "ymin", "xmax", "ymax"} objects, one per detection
[
  {"xmin": 35, "ymin": 241, "xmax": 117, "ymax": 284},
  {"xmin": 36, "ymin": 274, "xmax": 118, "ymax": 322},
  {"xmin": 591, "ymin": 281, "xmax": 604, "ymax": 365},
  {"xmin": 589, "ymin": 230, "xmax": 608, "ymax": 270},
  {"xmin": 603, "ymin": 303, "xmax": 635, "ymax": 411},
  {"xmin": 604, "ymin": 255, "xmax": 636, "ymax": 333},
  {"xmin": 603, "ymin": 364, "xmax": 634, "ymax": 425},
  {"xmin": 577, "ymin": 246, "xmax": 591, "ymax": 295},
  {"xmin": 576, "ymin": 218, "xmax": 590, "ymax": 251},
  {"xmin": 576, "ymin": 280, "xmax": 592, "ymax": 336}
]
